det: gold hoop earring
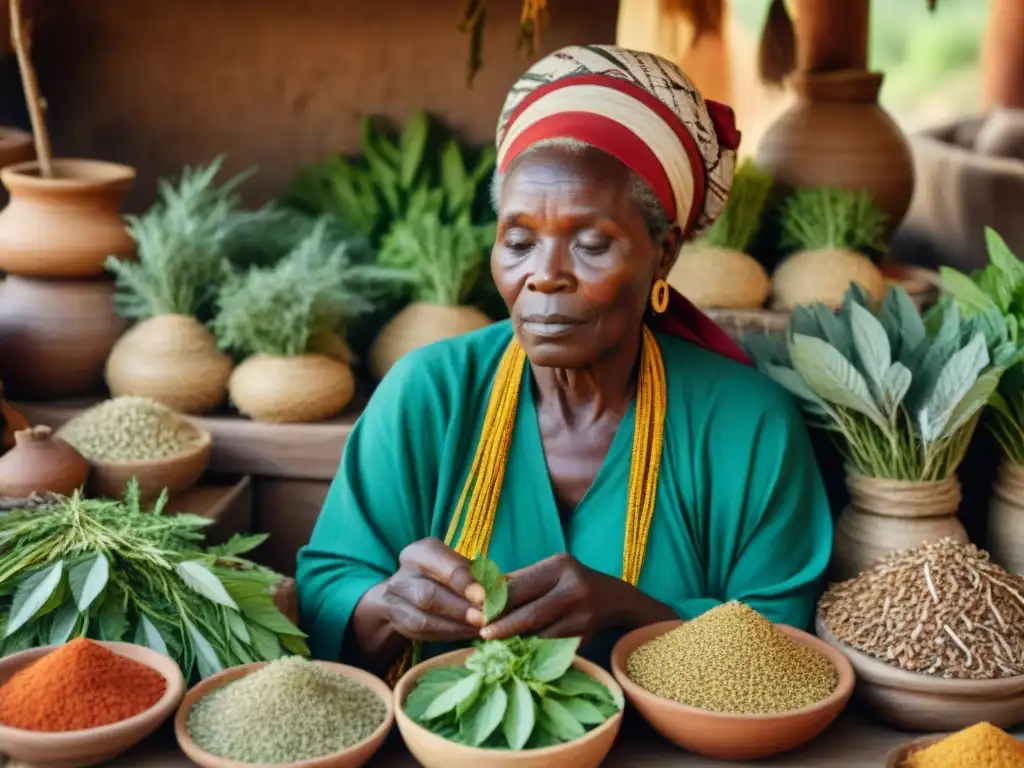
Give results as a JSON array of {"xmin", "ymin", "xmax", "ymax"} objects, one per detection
[{"xmin": 650, "ymin": 279, "xmax": 669, "ymax": 314}]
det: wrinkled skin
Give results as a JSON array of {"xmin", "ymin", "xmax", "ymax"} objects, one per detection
[{"xmin": 351, "ymin": 146, "xmax": 682, "ymax": 669}]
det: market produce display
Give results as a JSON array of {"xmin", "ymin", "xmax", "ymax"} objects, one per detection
[
  {"xmin": 0, "ymin": 481, "xmax": 307, "ymax": 680},
  {"xmin": 626, "ymin": 602, "xmax": 838, "ymax": 715},
  {"xmin": 668, "ymin": 159, "xmax": 773, "ymax": 310},
  {"xmin": 186, "ymin": 656, "xmax": 388, "ymax": 763},
  {"xmin": 0, "ymin": 637, "xmax": 165, "ymax": 731},
  {"xmin": 58, "ymin": 397, "xmax": 203, "ymax": 463},
  {"xmin": 0, "ymin": 425, "xmax": 88, "ymax": 498},
  {"xmin": 772, "ymin": 187, "xmax": 888, "ymax": 310},
  {"xmin": 819, "ymin": 538, "xmax": 1024, "ymax": 679},
  {"xmin": 900, "ymin": 722, "xmax": 1024, "ymax": 767}
]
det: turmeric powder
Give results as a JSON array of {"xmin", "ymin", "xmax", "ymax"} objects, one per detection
[{"xmin": 903, "ymin": 722, "xmax": 1024, "ymax": 768}]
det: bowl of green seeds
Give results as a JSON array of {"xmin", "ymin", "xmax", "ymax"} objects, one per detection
[
  {"xmin": 174, "ymin": 656, "xmax": 394, "ymax": 768},
  {"xmin": 610, "ymin": 603, "xmax": 854, "ymax": 761}
]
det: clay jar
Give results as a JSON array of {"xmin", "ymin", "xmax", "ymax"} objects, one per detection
[
  {"xmin": 0, "ymin": 159, "xmax": 136, "ymax": 278},
  {"xmin": 831, "ymin": 472, "xmax": 968, "ymax": 582},
  {"xmin": 0, "ymin": 425, "xmax": 89, "ymax": 498},
  {"xmin": 987, "ymin": 459, "xmax": 1024, "ymax": 574},
  {"xmin": 756, "ymin": 70, "xmax": 914, "ymax": 237},
  {"xmin": 0, "ymin": 277, "xmax": 126, "ymax": 400}
]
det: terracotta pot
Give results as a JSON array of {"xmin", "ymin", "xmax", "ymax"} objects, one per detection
[
  {"xmin": 0, "ymin": 158, "xmax": 136, "ymax": 278},
  {"xmin": 988, "ymin": 459, "xmax": 1024, "ymax": 575},
  {"xmin": 0, "ymin": 276, "xmax": 126, "ymax": 400},
  {"xmin": 756, "ymin": 70, "xmax": 914, "ymax": 237},
  {"xmin": 0, "ymin": 128, "xmax": 32, "ymax": 171},
  {"xmin": 831, "ymin": 473, "xmax": 968, "ymax": 582}
]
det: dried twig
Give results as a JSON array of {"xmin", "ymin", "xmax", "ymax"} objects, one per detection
[{"xmin": 9, "ymin": 0, "xmax": 52, "ymax": 178}]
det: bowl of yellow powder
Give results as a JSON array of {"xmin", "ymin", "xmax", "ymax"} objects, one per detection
[
  {"xmin": 885, "ymin": 722, "xmax": 1024, "ymax": 767},
  {"xmin": 610, "ymin": 602, "xmax": 854, "ymax": 761}
]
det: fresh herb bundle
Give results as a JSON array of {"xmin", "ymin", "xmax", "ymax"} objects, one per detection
[
  {"xmin": 211, "ymin": 220, "xmax": 402, "ymax": 358},
  {"xmin": 701, "ymin": 159, "xmax": 773, "ymax": 253},
  {"xmin": 105, "ymin": 157, "xmax": 256, "ymax": 322},
  {"xmin": 0, "ymin": 480, "xmax": 307, "ymax": 681},
  {"xmin": 405, "ymin": 558, "xmax": 621, "ymax": 750},
  {"xmin": 779, "ymin": 187, "xmax": 889, "ymax": 254},
  {"xmin": 743, "ymin": 285, "xmax": 1023, "ymax": 480},
  {"xmin": 940, "ymin": 228, "xmax": 1024, "ymax": 464}
]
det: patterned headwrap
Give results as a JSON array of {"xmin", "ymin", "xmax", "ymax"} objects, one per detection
[{"xmin": 496, "ymin": 44, "xmax": 750, "ymax": 365}]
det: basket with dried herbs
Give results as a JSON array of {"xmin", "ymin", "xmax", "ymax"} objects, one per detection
[
  {"xmin": 0, "ymin": 479, "xmax": 307, "ymax": 681},
  {"xmin": 744, "ymin": 284, "xmax": 1023, "ymax": 580}
]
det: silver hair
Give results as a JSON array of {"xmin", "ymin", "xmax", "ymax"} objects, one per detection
[{"xmin": 490, "ymin": 138, "xmax": 675, "ymax": 245}]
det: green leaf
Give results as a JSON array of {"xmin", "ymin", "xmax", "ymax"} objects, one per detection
[
  {"xmin": 48, "ymin": 602, "xmax": 79, "ymax": 645},
  {"xmin": 985, "ymin": 227, "xmax": 1022, "ymax": 278},
  {"xmin": 97, "ymin": 593, "xmax": 128, "ymax": 642},
  {"xmin": 461, "ymin": 683, "xmax": 508, "ymax": 747},
  {"xmin": 920, "ymin": 332, "xmax": 990, "ymax": 442},
  {"xmin": 422, "ymin": 672, "xmax": 483, "ymax": 720},
  {"xmin": 554, "ymin": 696, "xmax": 606, "ymax": 725},
  {"xmin": 405, "ymin": 669, "xmax": 473, "ymax": 721},
  {"xmin": 526, "ymin": 722, "xmax": 562, "ymax": 749},
  {"xmin": 850, "ymin": 303, "xmax": 891, "ymax": 392},
  {"xmin": 539, "ymin": 697, "xmax": 586, "ymax": 742},
  {"xmin": 69, "ymin": 555, "xmax": 109, "ymax": 612},
  {"xmin": 237, "ymin": 596, "xmax": 307, "ymax": 637},
  {"xmin": 224, "ymin": 609, "xmax": 250, "ymax": 644},
  {"xmin": 940, "ymin": 266, "xmax": 998, "ymax": 316},
  {"xmin": 946, "ymin": 366, "xmax": 1004, "ymax": 436},
  {"xmin": 280, "ymin": 634, "xmax": 310, "ymax": 656},
  {"xmin": 551, "ymin": 668, "xmax": 616, "ymax": 704},
  {"xmin": 135, "ymin": 615, "xmax": 170, "ymax": 657},
  {"xmin": 177, "ymin": 561, "xmax": 238, "ymax": 609},
  {"xmin": 7, "ymin": 561, "xmax": 64, "ymax": 637},
  {"xmin": 207, "ymin": 534, "xmax": 268, "ymax": 557},
  {"xmin": 764, "ymin": 364, "xmax": 829, "ymax": 413},
  {"xmin": 248, "ymin": 622, "xmax": 283, "ymax": 661},
  {"xmin": 399, "ymin": 111, "xmax": 430, "ymax": 190},
  {"xmin": 881, "ymin": 362, "xmax": 913, "ymax": 414},
  {"xmin": 879, "ymin": 287, "xmax": 926, "ymax": 363},
  {"xmin": 528, "ymin": 637, "xmax": 580, "ymax": 683},
  {"xmin": 185, "ymin": 618, "xmax": 223, "ymax": 679},
  {"xmin": 470, "ymin": 557, "xmax": 508, "ymax": 622},
  {"xmin": 789, "ymin": 335, "xmax": 886, "ymax": 427},
  {"xmin": 502, "ymin": 678, "xmax": 535, "ymax": 751}
]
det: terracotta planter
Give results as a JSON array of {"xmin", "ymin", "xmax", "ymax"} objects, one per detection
[
  {"xmin": 0, "ymin": 276, "xmax": 126, "ymax": 400},
  {"xmin": 988, "ymin": 459, "xmax": 1024, "ymax": 575},
  {"xmin": 831, "ymin": 473, "xmax": 968, "ymax": 582},
  {"xmin": 0, "ymin": 159, "xmax": 136, "ymax": 278},
  {"xmin": 756, "ymin": 70, "xmax": 914, "ymax": 237}
]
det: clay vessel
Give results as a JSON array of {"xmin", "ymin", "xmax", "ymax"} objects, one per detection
[
  {"xmin": 988, "ymin": 458, "xmax": 1024, "ymax": 574},
  {"xmin": 831, "ymin": 473, "xmax": 967, "ymax": 582},
  {"xmin": 0, "ymin": 425, "xmax": 89, "ymax": 497},
  {"xmin": 0, "ymin": 276, "xmax": 127, "ymax": 400},
  {"xmin": 0, "ymin": 128, "xmax": 33, "ymax": 171},
  {"xmin": 756, "ymin": 70, "xmax": 914, "ymax": 236},
  {"xmin": 0, "ymin": 158, "xmax": 136, "ymax": 278}
]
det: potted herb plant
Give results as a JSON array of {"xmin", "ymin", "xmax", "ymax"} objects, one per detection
[
  {"xmin": 104, "ymin": 159, "xmax": 253, "ymax": 414},
  {"xmin": 771, "ymin": 187, "xmax": 888, "ymax": 311},
  {"xmin": 940, "ymin": 227, "xmax": 1024, "ymax": 573},
  {"xmin": 744, "ymin": 285, "xmax": 1022, "ymax": 580}
]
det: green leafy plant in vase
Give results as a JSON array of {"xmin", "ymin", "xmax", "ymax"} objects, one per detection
[
  {"xmin": 744, "ymin": 285, "xmax": 1022, "ymax": 580},
  {"xmin": 105, "ymin": 158, "xmax": 259, "ymax": 414},
  {"xmin": 400, "ymin": 557, "xmax": 623, "ymax": 753},
  {"xmin": 211, "ymin": 221, "xmax": 401, "ymax": 423},
  {"xmin": 668, "ymin": 159, "xmax": 774, "ymax": 310},
  {"xmin": 940, "ymin": 227, "xmax": 1024, "ymax": 573},
  {"xmin": 771, "ymin": 187, "xmax": 889, "ymax": 311}
]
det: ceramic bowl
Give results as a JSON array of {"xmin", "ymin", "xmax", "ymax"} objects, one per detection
[
  {"xmin": 394, "ymin": 648, "xmax": 624, "ymax": 768},
  {"xmin": 84, "ymin": 423, "xmax": 212, "ymax": 501},
  {"xmin": 0, "ymin": 641, "xmax": 186, "ymax": 768},
  {"xmin": 815, "ymin": 616, "xmax": 1024, "ymax": 731},
  {"xmin": 884, "ymin": 735, "xmax": 946, "ymax": 767},
  {"xmin": 175, "ymin": 660, "xmax": 393, "ymax": 768},
  {"xmin": 610, "ymin": 619, "xmax": 854, "ymax": 761}
]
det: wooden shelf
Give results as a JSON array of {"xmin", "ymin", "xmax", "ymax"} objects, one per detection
[{"xmin": 13, "ymin": 400, "xmax": 363, "ymax": 482}]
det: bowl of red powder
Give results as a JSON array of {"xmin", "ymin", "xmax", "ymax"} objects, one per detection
[{"xmin": 0, "ymin": 637, "xmax": 186, "ymax": 767}]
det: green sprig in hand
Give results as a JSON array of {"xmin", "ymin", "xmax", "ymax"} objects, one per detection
[{"xmin": 404, "ymin": 557, "xmax": 622, "ymax": 750}]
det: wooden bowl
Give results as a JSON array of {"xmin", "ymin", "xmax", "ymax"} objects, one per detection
[
  {"xmin": 816, "ymin": 616, "xmax": 1024, "ymax": 731},
  {"xmin": 394, "ymin": 648, "xmax": 623, "ymax": 768},
  {"xmin": 86, "ymin": 425, "xmax": 212, "ymax": 501},
  {"xmin": 610, "ymin": 619, "xmax": 854, "ymax": 761},
  {"xmin": 175, "ymin": 660, "xmax": 393, "ymax": 768},
  {"xmin": 884, "ymin": 735, "xmax": 946, "ymax": 767},
  {"xmin": 0, "ymin": 641, "xmax": 186, "ymax": 768}
]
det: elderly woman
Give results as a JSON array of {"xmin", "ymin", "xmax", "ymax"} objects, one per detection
[{"xmin": 297, "ymin": 45, "xmax": 832, "ymax": 671}]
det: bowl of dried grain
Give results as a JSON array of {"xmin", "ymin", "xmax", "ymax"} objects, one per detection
[{"xmin": 610, "ymin": 604, "xmax": 855, "ymax": 761}]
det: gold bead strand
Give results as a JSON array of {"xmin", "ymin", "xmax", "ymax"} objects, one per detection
[{"xmin": 631, "ymin": 327, "xmax": 667, "ymax": 580}]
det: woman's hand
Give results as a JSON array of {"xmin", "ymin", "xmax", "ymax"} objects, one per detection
[{"xmin": 382, "ymin": 538, "xmax": 488, "ymax": 642}]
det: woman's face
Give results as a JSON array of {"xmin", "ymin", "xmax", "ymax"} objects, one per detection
[{"xmin": 492, "ymin": 145, "xmax": 679, "ymax": 369}]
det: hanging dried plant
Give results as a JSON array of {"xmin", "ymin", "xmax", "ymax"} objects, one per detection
[{"xmin": 459, "ymin": 0, "xmax": 549, "ymax": 86}]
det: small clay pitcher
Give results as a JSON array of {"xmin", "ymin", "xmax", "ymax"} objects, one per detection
[
  {"xmin": 0, "ymin": 276, "xmax": 127, "ymax": 400},
  {"xmin": 831, "ymin": 472, "xmax": 968, "ymax": 582},
  {"xmin": 0, "ymin": 158, "xmax": 136, "ymax": 278},
  {"xmin": 756, "ymin": 70, "xmax": 914, "ymax": 237},
  {"xmin": 988, "ymin": 458, "xmax": 1024, "ymax": 574}
]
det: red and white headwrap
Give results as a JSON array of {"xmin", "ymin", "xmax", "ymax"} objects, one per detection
[{"xmin": 496, "ymin": 44, "xmax": 750, "ymax": 365}]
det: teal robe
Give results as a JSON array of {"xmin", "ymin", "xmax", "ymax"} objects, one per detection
[{"xmin": 296, "ymin": 321, "xmax": 833, "ymax": 663}]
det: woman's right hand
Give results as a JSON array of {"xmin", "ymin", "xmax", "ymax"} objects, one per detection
[{"xmin": 382, "ymin": 537, "xmax": 487, "ymax": 642}]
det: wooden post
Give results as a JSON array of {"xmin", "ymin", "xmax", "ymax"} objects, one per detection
[
  {"xmin": 982, "ymin": 0, "xmax": 1024, "ymax": 108},
  {"xmin": 791, "ymin": 0, "xmax": 870, "ymax": 73}
]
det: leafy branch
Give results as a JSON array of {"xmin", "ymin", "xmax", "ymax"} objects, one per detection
[
  {"xmin": 779, "ymin": 187, "xmax": 888, "ymax": 254},
  {"xmin": 701, "ymin": 159, "xmax": 773, "ymax": 253}
]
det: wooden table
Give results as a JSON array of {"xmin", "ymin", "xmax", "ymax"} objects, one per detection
[{"xmin": 90, "ymin": 710, "xmax": 1021, "ymax": 768}]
